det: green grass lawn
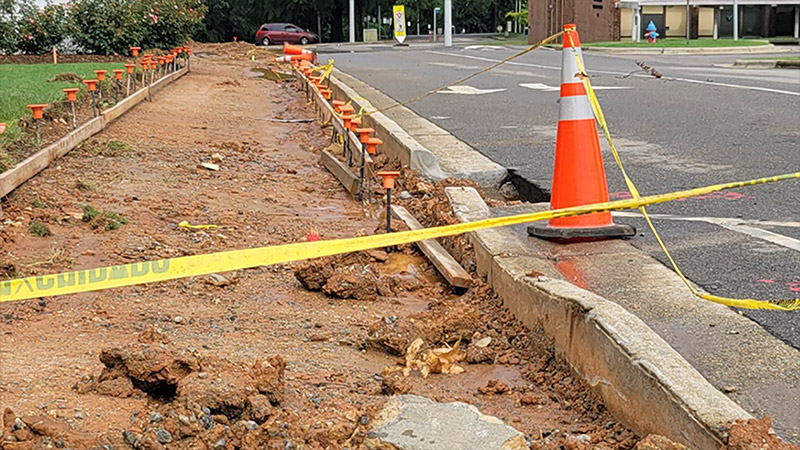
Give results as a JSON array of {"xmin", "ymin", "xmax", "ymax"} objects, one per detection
[
  {"xmin": 579, "ymin": 38, "xmax": 769, "ymax": 48},
  {"xmin": 0, "ymin": 62, "xmax": 125, "ymax": 150}
]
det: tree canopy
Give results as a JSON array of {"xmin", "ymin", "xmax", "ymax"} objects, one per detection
[{"xmin": 194, "ymin": 0, "xmax": 520, "ymax": 43}]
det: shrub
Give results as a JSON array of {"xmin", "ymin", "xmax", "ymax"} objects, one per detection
[
  {"xmin": 69, "ymin": 0, "xmax": 146, "ymax": 55},
  {"xmin": 69, "ymin": 0, "xmax": 205, "ymax": 54},
  {"xmin": 17, "ymin": 1, "xmax": 68, "ymax": 55},
  {"xmin": 0, "ymin": 0, "xmax": 19, "ymax": 54}
]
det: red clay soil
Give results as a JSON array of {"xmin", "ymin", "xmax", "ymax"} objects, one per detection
[{"xmin": 0, "ymin": 42, "xmax": 793, "ymax": 450}]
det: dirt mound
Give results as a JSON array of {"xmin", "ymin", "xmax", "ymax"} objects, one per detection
[
  {"xmin": 366, "ymin": 299, "xmax": 483, "ymax": 355},
  {"xmin": 75, "ymin": 331, "xmax": 285, "ymax": 418},
  {"xmin": 48, "ymin": 73, "xmax": 84, "ymax": 83},
  {"xmin": 1, "ymin": 408, "xmax": 97, "ymax": 450}
]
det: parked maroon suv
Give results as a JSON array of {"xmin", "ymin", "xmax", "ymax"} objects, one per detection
[{"xmin": 255, "ymin": 23, "xmax": 318, "ymax": 46}]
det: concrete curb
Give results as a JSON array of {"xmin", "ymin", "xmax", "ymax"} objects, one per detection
[
  {"xmin": 0, "ymin": 68, "xmax": 188, "ymax": 201},
  {"xmin": 582, "ymin": 43, "xmax": 790, "ymax": 55},
  {"xmin": 734, "ymin": 59, "xmax": 800, "ymax": 69},
  {"xmin": 445, "ymin": 186, "xmax": 752, "ymax": 450},
  {"xmin": 326, "ymin": 68, "xmax": 508, "ymax": 188}
]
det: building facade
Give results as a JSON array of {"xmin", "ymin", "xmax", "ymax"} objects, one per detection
[{"xmin": 527, "ymin": 0, "xmax": 800, "ymax": 42}]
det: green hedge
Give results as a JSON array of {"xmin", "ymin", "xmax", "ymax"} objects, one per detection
[{"xmin": 0, "ymin": 0, "xmax": 205, "ymax": 55}]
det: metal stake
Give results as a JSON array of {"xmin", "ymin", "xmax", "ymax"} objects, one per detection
[
  {"xmin": 385, "ymin": 187, "xmax": 392, "ymax": 232},
  {"xmin": 115, "ymin": 78, "xmax": 120, "ymax": 103},
  {"xmin": 91, "ymin": 91, "xmax": 97, "ymax": 117},
  {"xmin": 357, "ymin": 142, "xmax": 366, "ymax": 201},
  {"xmin": 34, "ymin": 119, "xmax": 40, "ymax": 149},
  {"xmin": 70, "ymin": 101, "xmax": 76, "ymax": 129}
]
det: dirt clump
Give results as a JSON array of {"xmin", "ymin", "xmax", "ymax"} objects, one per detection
[
  {"xmin": 1, "ymin": 408, "xmax": 97, "ymax": 450},
  {"xmin": 724, "ymin": 417, "xmax": 798, "ymax": 450},
  {"xmin": 295, "ymin": 251, "xmax": 426, "ymax": 300}
]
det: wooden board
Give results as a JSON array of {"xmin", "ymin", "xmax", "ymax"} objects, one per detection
[
  {"xmin": 321, "ymin": 149, "xmax": 360, "ymax": 195},
  {"xmin": 391, "ymin": 205, "xmax": 472, "ymax": 288}
]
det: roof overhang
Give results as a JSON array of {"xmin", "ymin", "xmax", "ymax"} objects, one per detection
[{"xmin": 617, "ymin": 0, "xmax": 799, "ymax": 7}]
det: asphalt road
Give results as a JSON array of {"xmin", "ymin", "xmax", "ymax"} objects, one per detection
[{"xmin": 320, "ymin": 43, "xmax": 800, "ymax": 349}]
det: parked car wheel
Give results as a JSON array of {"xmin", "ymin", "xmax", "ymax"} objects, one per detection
[
  {"xmin": 300, "ymin": 37, "xmax": 309, "ymax": 45},
  {"xmin": 261, "ymin": 37, "xmax": 271, "ymax": 46}
]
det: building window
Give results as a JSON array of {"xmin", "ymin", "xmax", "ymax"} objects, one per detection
[{"xmin": 593, "ymin": 0, "xmax": 603, "ymax": 9}]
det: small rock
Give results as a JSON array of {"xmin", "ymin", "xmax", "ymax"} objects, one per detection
[
  {"xmin": 244, "ymin": 420, "xmax": 258, "ymax": 431},
  {"xmin": 499, "ymin": 182, "xmax": 519, "ymax": 200},
  {"xmin": 722, "ymin": 385, "xmax": 738, "ymax": 393},
  {"xmin": 173, "ymin": 316, "xmax": 184, "ymax": 324},
  {"xmin": 199, "ymin": 163, "xmax": 220, "ymax": 171},
  {"xmin": 123, "ymin": 430, "xmax": 139, "ymax": 447},
  {"xmin": 149, "ymin": 412, "xmax": 164, "ymax": 423},
  {"xmin": 207, "ymin": 273, "xmax": 230, "ymax": 287},
  {"xmin": 214, "ymin": 438, "xmax": 226, "ymax": 449},
  {"xmin": 399, "ymin": 191, "xmax": 412, "ymax": 200},
  {"xmin": 12, "ymin": 418, "xmax": 26, "ymax": 430},
  {"xmin": 569, "ymin": 434, "xmax": 591, "ymax": 444},
  {"xmin": 178, "ymin": 415, "xmax": 191, "ymax": 426},
  {"xmin": 210, "ymin": 153, "xmax": 224, "ymax": 164},
  {"xmin": 197, "ymin": 372, "xmax": 209, "ymax": 379},
  {"xmin": 155, "ymin": 428, "xmax": 172, "ymax": 444},
  {"xmin": 473, "ymin": 337, "xmax": 491, "ymax": 348}
]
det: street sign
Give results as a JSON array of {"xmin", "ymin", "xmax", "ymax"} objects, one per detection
[{"xmin": 393, "ymin": 5, "xmax": 406, "ymax": 44}]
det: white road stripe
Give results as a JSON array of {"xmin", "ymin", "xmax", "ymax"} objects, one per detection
[
  {"xmin": 439, "ymin": 85, "xmax": 506, "ymax": 95},
  {"xmin": 425, "ymin": 51, "xmax": 800, "ymax": 97},
  {"xmin": 613, "ymin": 211, "xmax": 800, "ymax": 251}
]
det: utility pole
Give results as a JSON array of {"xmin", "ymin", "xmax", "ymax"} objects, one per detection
[
  {"xmin": 349, "ymin": 0, "xmax": 355, "ymax": 42},
  {"xmin": 317, "ymin": 12, "xmax": 322, "ymax": 43},
  {"xmin": 733, "ymin": 0, "xmax": 739, "ymax": 40},
  {"xmin": 444, "ymin": 0, "xmax": 452, "ymax": 47},
  {"xmin": 686, "ymin": 0, "xmax": 690, "ymax": 45},
  {"xmin": 433, "ymin": 7, "xmax": 440, "ymax": 42}
]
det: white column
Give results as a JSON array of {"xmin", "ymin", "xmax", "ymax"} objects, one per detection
[
  {"xmin": 713, "ymin": 7, "xmax": 719, "ymax": 39},
  {"xmin": 349, "ymin": 0, "xmax": 355, "ymax": 42},
  {"xmin": 733, "ymin": 0, "xmax": 739, "ymax": 40},
  {"xmin": 444, "ymin": 0, "xmax": 452, "ymax": 47},
  {"xmin": 794, "ymin": 6, "xmax": 799, "ymax": 38},
  {"xmin": 632, "ymin": 6, "xmax": 642, "ymax": 42}
]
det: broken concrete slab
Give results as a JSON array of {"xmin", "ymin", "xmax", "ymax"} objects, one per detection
[{"xmin": 365, "ymin": 395, "xmax": 527, "ymax": 450}]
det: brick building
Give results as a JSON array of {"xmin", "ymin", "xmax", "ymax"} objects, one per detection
[{"xmin": 527, "ymin": 0, "xmax": 800, "ymax": 42}]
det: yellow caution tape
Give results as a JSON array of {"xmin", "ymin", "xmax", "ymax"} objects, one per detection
[
  {"xmin": 1, "ymin": 173, "xmax": 798, "ymax": 306},
  {"xmin": 565, "ymin": 30, "xmax": 799, "ymax": 311},
  {"xmin": 178, "ymin": 221, "xmax": 218, "ymax": 230}
]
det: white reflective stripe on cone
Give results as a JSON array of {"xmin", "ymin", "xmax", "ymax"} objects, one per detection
[
  {"xmin": 561, "ymin": 46, "xmax": 585, "ymax": 85},
  {"xmin": 559, "ymin": 94, "xmax": 595, "ymax": 122}
]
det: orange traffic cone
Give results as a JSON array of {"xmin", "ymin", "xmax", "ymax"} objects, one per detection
[
  {"xmin": 275, "ymin": 53, "xmax": 313, "ymax": 63},
  {"xmin": 528, "ymin": 24, "xmax": 634, "ymax": 241},
  {"xmin": 284, "ymin": 42, "xmax": 312, "ymax": 55}
]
